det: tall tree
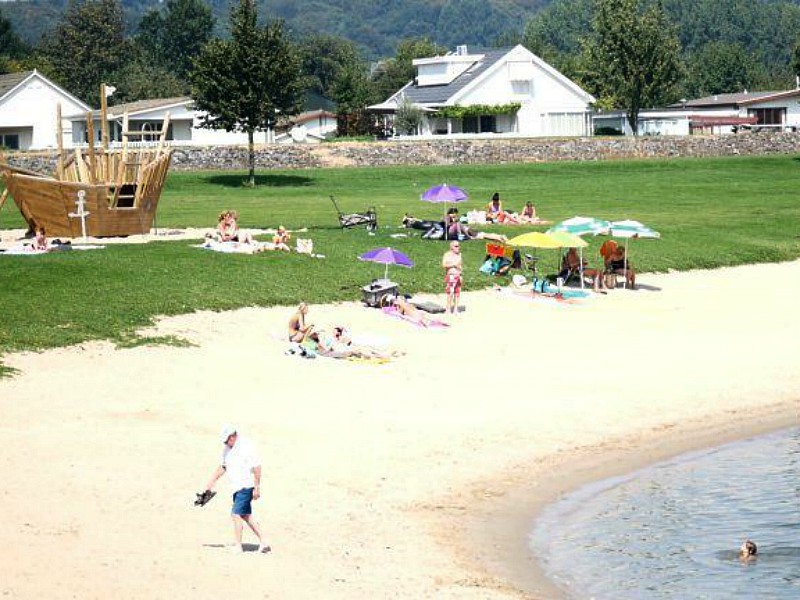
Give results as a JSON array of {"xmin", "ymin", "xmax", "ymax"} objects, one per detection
[
  {"xmin": 191, "ymin": 1, "xmax": 305, "ymax": 187},
  {"xmin": 0, "ymin": 9, "xmax": 26, "ymax": 73},
  {"xmin": 136, "ymin": 0, "xmax": 214, "ymax": 80},
  {"xmin": 299, "ymin": 34, "xmax": 363, "ymax": 101},
  {"xmin": 41, "ymin": 0, "xmax": 130, "ymax": 105},
  {"xmin": 371, "ymin": 38, "xmax": 447, "ymax": 101},
  {"xmin": 685, "ymin": 41, "xmax": 758, "ymax": 97},
  {"xmin": 583, "ymin": 0, "xmax": 682, "ymax": 134}
]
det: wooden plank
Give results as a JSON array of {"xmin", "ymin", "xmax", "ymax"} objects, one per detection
[
  {"xmin": 0, "ymin": 188, "xmax": 9, "ymax": 212},
  {"xmin": 74, "ymin": 147, "xmax": 89, "ymax": 183},
  {"xmin": 155, "ymin": 112, "xmax": 171, "ymax": 159},
  {"xmin": 85, "ymin": 112, "xmax": 96, "ymax": 184},
  {"xmin": 56, "ymin": 103, "xmax": 65, "ymax": 180}
]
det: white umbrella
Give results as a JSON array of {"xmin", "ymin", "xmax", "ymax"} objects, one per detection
[{"xmin": 609, "ymin": 220, "xmax": 660, "ymax": 288}]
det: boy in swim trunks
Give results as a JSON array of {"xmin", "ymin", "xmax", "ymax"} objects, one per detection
[{"xmin": 441, "ymin": 241, "xmax": 463, "ymax": 314}]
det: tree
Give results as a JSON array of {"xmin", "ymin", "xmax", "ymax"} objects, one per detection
[
  {"xmin": 371, "ymin": 38, "xmax": 447, "ymax": 101},
  {"xmin": 299, "ymin": 34, "xmax": 363, "ymax": 101},
  {"xmin": 41, "ymin": 0, "xmax": 130, "ymax": 105},
  {"xmin": 685, "ymin": 41, "xmax": 758, "ymax": 97},
  {"xmin": 583, "ymin": 0, "xmax": 683, "ymax": 135},
  {"xmin": 191, "ymin": 1, "xmax": 305, "ymax": 187},
  {"xmin": 0, "ymin": 9, "xmax": 27, "ymax": 74},
  {"xmin": 393, "ymin": 95, "xmax": 423, "ymax": 135},
  {"xmin": 136, "ymin": 0, "xmax": 214, "ymax": 80},
  {"xmin": 793, "ymin": 37, "xmax": 800, "ymax": 82}
]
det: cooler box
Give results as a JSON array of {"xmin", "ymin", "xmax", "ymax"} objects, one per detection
[{"xmin": 362, "ymin": 280, "xmax": 399, "ymax": 307}]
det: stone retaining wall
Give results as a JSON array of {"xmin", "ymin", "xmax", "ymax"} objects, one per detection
[{"xmin": 4, "ymin": 132, "xmax": 800, "ymax": 174}]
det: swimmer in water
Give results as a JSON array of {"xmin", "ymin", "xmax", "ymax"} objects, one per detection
[{"xmin": 740, "ymin": 539, "xmax": 757, "ymax": 561}]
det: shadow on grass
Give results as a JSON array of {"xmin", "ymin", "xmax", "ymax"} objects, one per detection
[{"xmin": 202, "ymin": 173, "xmax": 314, "ymax": 188}]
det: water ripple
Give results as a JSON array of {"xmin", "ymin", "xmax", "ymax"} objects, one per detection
[{"xmin": 533, "ymin": 428, "xmax": 800, "ymax": 599}]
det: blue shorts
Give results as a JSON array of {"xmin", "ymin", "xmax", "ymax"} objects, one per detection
[{"xmin": 231, "ymin": 487, "xmax": 254, "ymax": 516}]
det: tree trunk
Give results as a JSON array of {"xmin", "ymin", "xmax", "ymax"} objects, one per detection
[{"xmin": 247, "ymin": 129, "xmax": 255, "ymax": 187}]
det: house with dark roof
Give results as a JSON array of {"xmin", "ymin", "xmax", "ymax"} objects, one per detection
[
  {"xmin": 0, "ymin": 70, "xmax": 91, "ymax": 150},
  {"xmin": 593, "ymin": 89, "xmax": 800, "ymax": 136},
  {"xmin": 369, "ymin": 44, "xmax": 595, "ymax": 138},
  {"xmin": 69, "ymin": 97, "xmax": 335, "ymax": 146}
]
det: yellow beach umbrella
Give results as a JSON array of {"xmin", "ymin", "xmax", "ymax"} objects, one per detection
[
  {"xmin": 547, "ymin": 231, "xmax": 588, "ymax": 248},
  {"xmin": 507, "ymin": 231, "xmax": 562, "ymax": 249},
  {"xmin": 507, "ymin": 231, "xmax": 563, "ymax": 292}
]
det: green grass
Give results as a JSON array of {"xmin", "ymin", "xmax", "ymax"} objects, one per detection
[{"xmin": 1, "ymin": 154, "xmax": 799, "ymax": 362}]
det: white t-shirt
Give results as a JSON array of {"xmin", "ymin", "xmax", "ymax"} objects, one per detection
[{"xmin": 221, "ymin": 435, "xmax": 260, "ymax": 491}]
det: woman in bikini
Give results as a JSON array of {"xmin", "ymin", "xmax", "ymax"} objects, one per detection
[
  {"xmin": 608, "ymin": 246, "xmax": 636, "ymax": 289},
  {"xmin": 519, "ymin": 201, "xmax": 540, "ymax": 224},
  {"xmin": 288, "ymin": 302, "xmax": 314, "ymax": 342}
]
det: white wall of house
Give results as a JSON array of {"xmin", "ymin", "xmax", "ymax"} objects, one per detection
[
  {"xmin": 740, "ymin": 97, "xmax": 800, "ymax": 129},
  {"xmin": 0, "ymin": 74, "xmax": 88, "ymax": 150},
  {"xmin": 451, "ymin": 46, "xmax": 592, "ymax": 137}
]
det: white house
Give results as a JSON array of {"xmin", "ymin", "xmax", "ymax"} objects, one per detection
[
  {"xmin": 369, "ymin": 44, "xmax": 595, "ymax": 138},
  {"xmin": 594, "ymin": 89, "xmax": 800, "ymax": 136},
  {"xmin": 275, "ymin": 110, "xmax": 337, "ymax": 144},
  {"xmin": 0, "ymin": 70, "xmax": 91, "ymax": 151},
  {"xmin": 69, "ymin": 97, "xmax": 334, "ymax": 146}
]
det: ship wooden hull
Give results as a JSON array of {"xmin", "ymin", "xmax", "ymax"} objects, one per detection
[{"xmin": 1, "ymin": 150, "xmax": 171, "ymax": 238}]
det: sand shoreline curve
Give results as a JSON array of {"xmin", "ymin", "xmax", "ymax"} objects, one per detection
[
  {"xmin": 460, "ymin": 402, "xmax": 798, "ymax": 599},
  {"xmin": 1, "ymin": 260, "xmax": 799, "ymax": 599}
]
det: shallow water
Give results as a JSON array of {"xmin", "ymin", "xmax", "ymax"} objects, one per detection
[{"xmin": 532, "ymin": 427, "xmax": 800, "ymax": 599}]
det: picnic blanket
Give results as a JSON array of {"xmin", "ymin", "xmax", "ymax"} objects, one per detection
[{"xmin": 1, "ymin": 244, "xmax": 105, "ymax": 255}]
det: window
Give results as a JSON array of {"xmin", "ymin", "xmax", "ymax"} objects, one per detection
[
  {"xmin": 480, "ymin": 115, "xmax": 496, "ymax": 133},
  {"xmin": 748, "ymin": 108, "xmax": 784, "ymax": 126},
  {"xmin": 0, "ymin": 133, "xmax": 19, "ymax": 150},
  {"xmin": 462, "ymin": 116, "xmax": 479, "ymax": 133}
]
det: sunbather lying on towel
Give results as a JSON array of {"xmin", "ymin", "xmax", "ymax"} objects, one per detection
[
  {"xmin": 381, "ymin": 295, "xmax": 449, "ymax": 328},
  {"xmin": 317, "ymin": 326, "xmax": 401, "ymax": 359}
]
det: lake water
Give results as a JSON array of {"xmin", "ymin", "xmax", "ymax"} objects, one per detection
[{"xmin": 532, "ymin": 427, "xmax": 800, "ymax": 599}]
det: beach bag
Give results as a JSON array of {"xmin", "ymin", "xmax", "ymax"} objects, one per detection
[
  {"xmin": 479, "ymin": 258, "xmax": 495, "ymax": 274},
  {"xmin": 296, "ymin": 238, "xmax": 313, "ymax": 254}
]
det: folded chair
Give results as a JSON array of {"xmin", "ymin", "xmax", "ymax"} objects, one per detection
[{"xmin": 330, "ymin": 195, "xmax": 378, "ymax": 231}]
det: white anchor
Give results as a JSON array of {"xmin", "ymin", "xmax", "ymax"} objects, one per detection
[{"xmin": 68, "ymin": 189, "xmax": 91, "ymax": 241}]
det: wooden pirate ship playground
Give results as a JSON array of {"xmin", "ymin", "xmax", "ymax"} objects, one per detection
[{"xmin": 0, "ymin": 85, "xmax": 172, "ymax": 238}]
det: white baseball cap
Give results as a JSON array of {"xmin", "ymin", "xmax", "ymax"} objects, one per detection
[{"xmin": 219, "ymin": 424, "xmax": 237, "ymax": 443}]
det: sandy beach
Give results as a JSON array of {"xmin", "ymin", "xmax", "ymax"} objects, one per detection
[{"xmin": 1, "ymin": 260, "xmax": 798, "ymax": 599}]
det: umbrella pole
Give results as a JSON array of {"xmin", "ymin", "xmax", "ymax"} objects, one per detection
[
  {"xmin": 623, "ymin": 238, "xmax": 629, "ymax": 289},
  {"xmin": 384, "ymin": 263, "xmax": 389, "ymax": 282},
  {"xmin": 579, "ymin": 247, "xmax": 585, "ymax": 289}
]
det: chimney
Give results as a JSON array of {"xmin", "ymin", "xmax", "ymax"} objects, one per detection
[{"xmin": 456, "ymin": 45, "xmax": 468, "ymax": 56}]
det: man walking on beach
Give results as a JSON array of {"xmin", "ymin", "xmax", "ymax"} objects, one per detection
[
  {"xmin": 442, "ymin": 240, "xmax": 463, "ymax": 314},
  {"xmin": 204, "ymin": 424, "xmax": 270, "ymax": 553}
]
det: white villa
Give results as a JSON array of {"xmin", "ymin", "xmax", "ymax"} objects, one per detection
[
  {"xmin": 69, "ymin": 97, "xmax": 336, "ymax": 146},
  {"xmin": 369, "ymin": 44, "xmax": 595, "ymax": 138},
  {"xmin": 594, "ymin": 89, "xmax": 800, "ymax": 136},
  {"xmin": 0, "ymin": 70, "xmax": 91, "ymax": 151}
]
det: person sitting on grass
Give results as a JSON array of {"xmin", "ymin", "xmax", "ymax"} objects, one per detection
[
  {"xmin": 215, "ymin": 210, "xmax": 253, "ymax": 244},
  {"xmin": 288, "ymin": 302, "xmax": 314, "ymax": 342},
  {"xmin": 32, "ymin": 225, "xmax": 49, "ymax": 251},
  {"xmin": 608, "ymin": 245, "xmax": 636, "ymax": 289},
  {"xmin": 272, "ymin": 226, "xmax": 291, "ymax": 252},
  {"xmin": 519, "ymin": 201, "xmax": 541, "ymax": 224},
  {"xmin": 445, "ymin": 208, "xmax": 508, "ymax": 243},
  {"xmin": 486, "ymin": 192, "xmax": 504, "ymax": 223}
]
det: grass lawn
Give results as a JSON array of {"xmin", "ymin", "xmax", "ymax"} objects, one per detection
[{"xmin": 1, "ymin": 154, "xmax": 799, "ymax": 366}]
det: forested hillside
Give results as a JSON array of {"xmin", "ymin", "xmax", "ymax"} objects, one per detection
[{"xmin": 1, "ymin": 0, "xmax": 550, "ymax": 57}]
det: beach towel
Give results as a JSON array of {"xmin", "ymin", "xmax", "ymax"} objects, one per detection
[
  {"xmin": 381, "ymin": 306, "xmax": 449, "ymax": 328},
  {"xmin": 1, "ymin": 244, "xmax": 104, "ymax": 255}
]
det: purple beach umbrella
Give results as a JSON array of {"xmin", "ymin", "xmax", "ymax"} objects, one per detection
[
  {"xmin": 421, "ymin": 183, "xmax": 469, "ymax": 226},
  {"xmin": 359, "ymin": 247, "xmax": 414, "ymax": 281},
  {"xmin": 420, "ymin": 183, "xmax": 469, "ymax": 203}
]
